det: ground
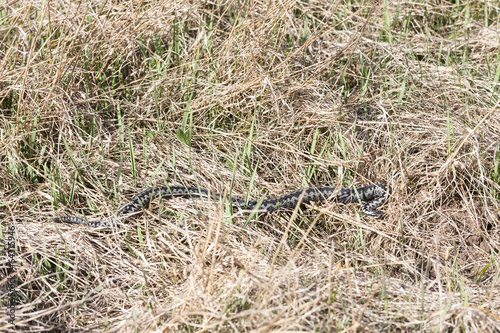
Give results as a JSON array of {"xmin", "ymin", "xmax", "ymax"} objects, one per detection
[{"xmin": 0, "ymin": 0, "xmax": 499, "ymax": 332}]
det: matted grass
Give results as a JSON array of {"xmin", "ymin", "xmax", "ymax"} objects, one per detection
[{"xmin": 1, "ymin": 0, "xmax": 499, "ymax": 331}]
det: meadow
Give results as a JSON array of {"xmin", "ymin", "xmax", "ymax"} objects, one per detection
[{"xmin": 0, "ymin": 0, "xmax": 499, "ymax": 331}]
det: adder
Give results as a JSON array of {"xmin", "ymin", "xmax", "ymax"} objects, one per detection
[{"xmin": 54, "ymin": 184, "xmax": 390, "ymax": 228}]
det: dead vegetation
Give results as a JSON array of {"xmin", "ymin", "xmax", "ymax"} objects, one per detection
[{"xmin": 1, "ymin": 0, "xmax": 499, "ymax": 331}]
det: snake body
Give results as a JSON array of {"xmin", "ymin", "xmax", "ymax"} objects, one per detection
[{"xmin": 53, "ymin": 184, "xmax": 390, "ymax": 228}]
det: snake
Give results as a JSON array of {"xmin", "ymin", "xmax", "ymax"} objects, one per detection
[{"xmin": 53, "ymin": 184, "xmax": 390, "ymax": 228}]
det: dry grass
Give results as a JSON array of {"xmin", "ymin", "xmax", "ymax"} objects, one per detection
[{"xmin": 1, "ymin": 0, "xmax": 500, "ymax": 331}]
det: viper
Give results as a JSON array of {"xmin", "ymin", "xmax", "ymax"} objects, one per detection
[{"xmin": 54, "ymin": 184, "xmax": 390, "ymax": 228}]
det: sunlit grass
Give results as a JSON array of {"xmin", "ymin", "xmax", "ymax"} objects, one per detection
[{"xmin": 0, "ymin": 0, "xmax": 499, "ymax": 332}]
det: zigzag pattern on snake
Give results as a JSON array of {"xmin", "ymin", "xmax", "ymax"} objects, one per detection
[{"xmin": 53, "ymin": 184, "xmax": 390, "ymax": 228}]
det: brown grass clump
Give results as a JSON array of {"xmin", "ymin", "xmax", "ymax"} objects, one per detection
[{"xmin": 1, "ymin": 0, "xmax": 499, "ymax": 332}]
